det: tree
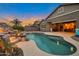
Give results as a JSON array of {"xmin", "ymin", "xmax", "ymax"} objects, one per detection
[{"xmin": 11, "ymin": 18, "xmax": 24, "ymax": 31}]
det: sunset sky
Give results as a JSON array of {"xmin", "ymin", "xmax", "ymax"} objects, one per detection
[{"xmin": 0, "ymin": 3, "xmax": 61, "ymax": 20}]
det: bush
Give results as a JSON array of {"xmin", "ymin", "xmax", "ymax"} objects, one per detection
[{"xmin": 13, "ymin": 25, "xmax": 24, "ymax": 31}]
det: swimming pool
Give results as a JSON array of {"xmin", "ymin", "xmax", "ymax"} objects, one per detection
[{"xmin": 25, "ymin": 33, "xmax": 77, "ymax": 55}]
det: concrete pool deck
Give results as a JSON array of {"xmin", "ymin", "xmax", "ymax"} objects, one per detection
[{"xmin": 16, "ymin": 32, "xmax": 79, "ymax": 56}]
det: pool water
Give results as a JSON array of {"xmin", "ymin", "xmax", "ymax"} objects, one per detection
[{"xmin": 25, "ymin": 33, "xmax": 77, "ymax": 55}]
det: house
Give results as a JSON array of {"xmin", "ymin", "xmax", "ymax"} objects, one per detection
[
  {"xmin": 40, "ymin": 3, "xmax": 79, "ymax": 36},
  {"xmin": 0, "ymin": 23, "xmax": 10, "ymax": 29},
  {"xmin": 40, "ymin": 20, "xmax": 48, "ymax": 31},
  {"xmin": 25, "ymin": 21, "xmax": 42, "ymax": 31},
  {"xmin": 0, "ymin": 22, "xmax": 11, "ymax": 33}
]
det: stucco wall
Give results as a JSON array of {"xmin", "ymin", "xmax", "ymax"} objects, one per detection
[{"xmin": 40, "ymin": 20, "xmax": 47, "ymax": 31}]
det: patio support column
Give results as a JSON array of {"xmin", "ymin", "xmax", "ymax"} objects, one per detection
[
  {"xmin": 63, "ymin": 23, "xmax": 65, "ymax": 32},
  {"xmin": 60, "ymin": 23, "xmax": 64, "ymax": 32},
  {"xmin": 58, "ymin": 24, "xmax": 60, "ymax": 31}
]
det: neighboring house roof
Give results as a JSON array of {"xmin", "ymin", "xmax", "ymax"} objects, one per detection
[
  {"xmin": 46, "ymin": 3, "xmax": 79, "ymax": 20},
  {"xmin": 33, "ymin": 21, "xmax": 41, "ymax": 25},
  {"xmin": 38, "ymin": 19, "xmax": 47, "ymax": 25},
  {"xmin": 0, "ymin": 22, "xmax": 9, "ymax": 28}
]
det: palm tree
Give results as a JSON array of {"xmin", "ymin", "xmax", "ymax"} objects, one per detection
[{"xmin": 11, "ymin": 18, "xmax": 21, "ymax": 26}]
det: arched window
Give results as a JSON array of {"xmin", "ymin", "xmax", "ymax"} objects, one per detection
[{"xmin": 58, "ymin": 7, "xmax": 64, "ymax": 14}]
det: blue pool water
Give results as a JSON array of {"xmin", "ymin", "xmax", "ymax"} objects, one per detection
[{"xmin": 25, "ymin": 33, "xmax": 77, "ymax": 55}]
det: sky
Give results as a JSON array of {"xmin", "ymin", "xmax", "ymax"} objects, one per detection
[{"xmin": 0, "ymin": 3, "xmax": 61, "ymax": 20}]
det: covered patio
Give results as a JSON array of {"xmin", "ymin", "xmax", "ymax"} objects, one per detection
[{"xmin": 46, "ymin": 10, "xmax": 79, "ymax": 33}]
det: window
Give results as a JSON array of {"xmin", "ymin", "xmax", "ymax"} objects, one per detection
[{"xmin": 58, "ymin": 7, "xmax": 64, "ymax": 14}]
